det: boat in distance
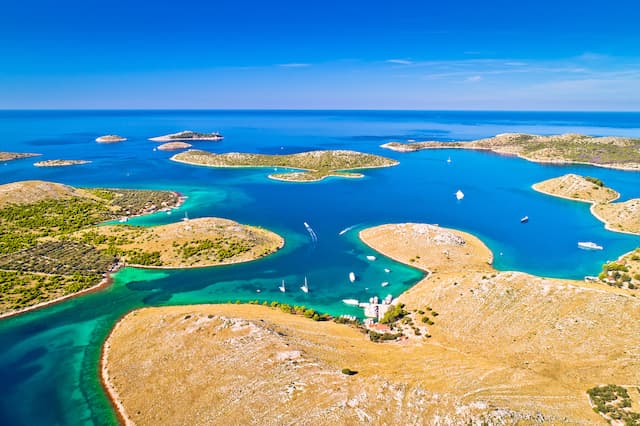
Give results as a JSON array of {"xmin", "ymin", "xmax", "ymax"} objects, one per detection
[
  {"xmin": 300, "ymin": 276, "xmax": 309, "ymax": 293},
  {"xmin": 349, "ymin": 272, "xmax": 356, "ymax": 283},
  {"xmin": 578, "ymin": 241, "xmax": 603, "ymax": 250},
  {"xmin": 342, "ymin": 299, "xmax": 359, "ymax": 306},
  {"xmin": 520, "ymin": 216, "xmax": 529, "ymax": 223}
]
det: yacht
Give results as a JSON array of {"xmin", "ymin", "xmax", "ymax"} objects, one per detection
[
  {"xmin": 384, "ymin": 268, "xmax": 391, "ymax": 273},
  {"xmin": 366, "ymin": 255, "xmax": 376, "ymax": 261},
  {"xmin": 349, "ymin": 272, "xmax": 356, "ymax": 283},
  {"xmin": 278, "ymin": 280, "xmax": 286, "ymax": 293},
  {"xmin": 342, "ymin": 299, "xmax": 359, "ymax": 306},
  {"xmin": 381, "ymin": 281, "xmax": 389, "ymax": 287},
  {"xmin": 455, "ymin": 189, "xmax": 464, "ymax": 200},
  {"xmin": 578, "ymin": 241, "xmax": 603, "ymax": 250},
  {"xmin": 520, "ymin": 216, "xmax": 529, "ymax": 223},
  {"xmin": 300, "ymin": 276, "xmax": 309, "ymax": 293}
]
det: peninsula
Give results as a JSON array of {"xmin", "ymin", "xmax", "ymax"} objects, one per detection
[
  {"xmin": 157, "ymin": 141, "xmax": 192, "ymax": 151},
  {"xmin": 0, "ymin": 180, "xmax": 282, "ymax": 316},
  {"xmin": 532, "ymin": 173, "xmax": 640, "ymax": 235},
  {"xmin": 382, "ymin": 133, "xmax": 640, "ymax": 171},
  {"xmin": 171, "ymin": 149, "xmax": 399, "ymax": 182},
  {"xmin": 102, "ymin": 222, "xmax": 640, "ymax": 424},
  {"xmin": 96, "ymin": 135, "xmax": 127, "ymax": 143},
  {"xmin": 34, "ymin": 159, "xmax": 91, "ymax": 167},
  {"xmin": 150, "ymin": 130, "xmax": 223, "ymax": 142},
  {"xmin": 0, "ymin": 151, "xmax": 41, "ymax": 162}
]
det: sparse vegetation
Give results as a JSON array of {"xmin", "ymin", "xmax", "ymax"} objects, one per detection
[
  {"xmin": 171, "ymin": 149, "xmax": 398, "ymax": 182},
  {"xmin": 587, "ymin": 384, "xmax": 640, "ymax": 424}
]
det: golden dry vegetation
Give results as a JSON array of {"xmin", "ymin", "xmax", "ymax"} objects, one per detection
[
  {"xmin": 104, "ymin": 223, "xmax": 640, "ymax": 424},
  {"xmin": 532, "ymin": 173, "xmax": 619, "ymax": 204}
]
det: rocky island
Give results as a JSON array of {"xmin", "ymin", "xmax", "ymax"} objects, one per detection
[
  {"xmin": 532, "ymin": 173, "xmax": 640, "ymax": 235},
  {"xmin": 0, "ymin": 180, "xmax": 282, "ymax": 317},
  {"xmin": 150, "ymin": 130, "xmax": 224, "ymax": 142},
  {"xmin": 171, "ymin": 149, "xmax": 399, "ymax": 182},
  {"xmin": 0, "ymin": 151, "xmax": 41, "ymax": 162},
  {"xmin": 34, "ymin": 159, "xmax": 91, "ymax": 167},
  {"xmin": 382, "ymin": 133, "xmax": 640, "ymax": 171},
  {"xmin": 532, "ymin": 173, "xmax": 620, "ymax": 204},
  {"xmin": 157, "ymin": 141, "xmax": 192, "ymax": 151},
  {"xmin": 102, "ymin": 222, "xmax": 640, "ymax": 425},
  {"xmin": 96, "ymin": 135, "xmax": 127, "ymax": 143}
]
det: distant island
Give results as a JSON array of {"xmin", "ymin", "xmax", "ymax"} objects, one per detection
[
  {"xmin": 150, "ymin": 130, "xmax": 224, "ymax": 142},
  {"xmin": 171, "ymin": 149, "xmax": 399, "ymax": 182},
  {"xmin": 34, "ymin": 159, "xmax": 91, "ymax": 167},
  {"xmin": 0, "ymin": 151, "xmax": 41, "ymax": 162},
  {"xmin": 102, "ymin": 222, "xmax": 640, "ymax": 425},
  {"xmin": 0, "ymin": 180, "xmax": 282, "ymax": 317},
  {"xmin": 382, "ymin": 133, "xmax": 640, "ymax": 171},
  {"xmin": 96, "ymin": 135, "xmax": 127, "ymax": 143},
  {"xmin": 532, "ymin": 173, "xmax": 640, "ymax": 235},
  {"xmin": 157, "ymin": 142, "xmax": 192, "ymax": 151}
]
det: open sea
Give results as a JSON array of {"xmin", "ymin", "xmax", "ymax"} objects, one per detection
[{"xmin": 0, "ymin": 110, "xmax": 639, "ymax": 425}]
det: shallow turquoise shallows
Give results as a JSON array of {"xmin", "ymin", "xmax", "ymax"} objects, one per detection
[{"xmin": 1, "ymin": 110, "xmax": 639, "ymax": 425}]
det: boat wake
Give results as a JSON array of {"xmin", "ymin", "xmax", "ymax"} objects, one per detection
[
  {"xmin": 338, "ymin": 223, "xmax": 361, "ymax": 236},
  {"xmin": 304, "ymin": 221, "xmax": 318, "ymax": 243}
]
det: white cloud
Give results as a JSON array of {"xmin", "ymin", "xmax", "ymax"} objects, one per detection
[
  {"xmin": 279, "ymin": 63, "xmax": 311, "ymax": 68},
  {"xmin": 465, "ymin": 75, "xmax": 482, "ymax": 82},
  {"xmin": 386, "ymin": 59, "xmax": 413, "ymax": 65}
]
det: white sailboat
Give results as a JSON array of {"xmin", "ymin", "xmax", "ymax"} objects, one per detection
[
  {"xmin": 447, "ymin": 156, "xmax": 451, "ymax": 164},
  {"xmin": 300, "ymin": 276, "xmax": 309, "ymax": 293},
  {"xmin": 349, "ymin": 272, "xmax": 356, "ymax": 283},
  {"xmin": 279, "ymin": 280, "xmax": 286, "ymax": 293}
]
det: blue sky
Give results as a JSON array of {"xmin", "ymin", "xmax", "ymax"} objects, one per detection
[{"xmin": 1, "ymin": 0, "xmax": 639, "ymax": 110}]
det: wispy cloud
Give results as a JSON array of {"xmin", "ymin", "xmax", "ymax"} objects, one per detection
[
  {"xmin": 465, "ymin": 75, "xmax": 482, "ymax": 82},
  {"xmin": 386, "ymin": 59, "xmax": 413, "ymax": 65},
  {"xmin": 279, "ymin": 63, "xmax": 311, "ymax": 68}
]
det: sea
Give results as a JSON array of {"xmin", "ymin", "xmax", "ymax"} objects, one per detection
[{"xmin": 0, "ymin": 110, "xmax": 639, "ymax": 425}]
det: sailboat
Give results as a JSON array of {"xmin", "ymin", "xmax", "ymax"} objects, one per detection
[
  {"xmin": 182, "ymin": 211, "xmax": 189, "ymax": 222},
  {"xmin": 300, "ymin": 276, "xmax": 309, "ymax": 293},
  {"xmin": 279, "ymin": 280, "xmax": 286, "ymax": 293},
  {"xmin": 447, "ymin": 156, "xmax": 452, "ymax": 164}
]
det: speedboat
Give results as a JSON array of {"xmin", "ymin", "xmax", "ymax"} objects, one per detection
[
  {"xmin": 366, "ymin": 255, "xmax": 376, "ymax": 261},
  {"xmin": 455, "ymin": 189, "xmax": 464, "ymax": 200},
  {"xmin": 520, "ymin": 216, "xmax": 529, "ymax": 223},
  {"xmin": 349, "ymin": 272, "xmax": 356, "ymax": 283},
  {"xmin": 578, "ymin": 241, "xmax": 603, "ymax": 250},
  {"xmin": 342, "ymin": 299, "xmax": 359, "ymax": 306},
  {"xmin": 381, "ymin": 281, "xmax": 389, "ymax": 287}
]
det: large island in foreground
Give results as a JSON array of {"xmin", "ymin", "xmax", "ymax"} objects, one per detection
[
  {"xmin": 382, "ymin": 133, "xmax": 640, "ymax": 171},
  {"xmin": 102, "ymin": 222, "xmax": 640, "ymax": 425},
  {"xmin": 171, "ymin": 149, "xmax": 399, "ymax": 182},
  {"xmin": 0, "ymin": 181, "xmax": 282, "ymax": 317}
]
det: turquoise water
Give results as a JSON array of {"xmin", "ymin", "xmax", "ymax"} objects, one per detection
[{"xmin": 0, "ymin": 110, "xmax": 639, "ymax": 425}]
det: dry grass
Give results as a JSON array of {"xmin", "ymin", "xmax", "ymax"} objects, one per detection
[
  {"xmin": 592, "ymin": 199, "xmax": 640, "ymax": 235},
  {"xmin": 0, "ymin": 180, "xmax": 90, "ymax": 208},
  {"xmin": 532, "ymin": 174, "xmax": 619, "ymax": 204},
  {"xmin": 105, "ymin": 223, "xmax": 640, "ymax": 424}
]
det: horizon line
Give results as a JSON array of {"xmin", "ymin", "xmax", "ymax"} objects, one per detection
[{"xmin": 1, "ymin": 108, "xmax": 640, "ymax": 113}]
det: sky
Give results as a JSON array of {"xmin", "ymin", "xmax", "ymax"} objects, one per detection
[{"xmin": 1, "ymin": 0, "xmax": 639, "ymax": 110}]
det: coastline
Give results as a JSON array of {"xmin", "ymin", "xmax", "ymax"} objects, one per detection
[
  {"xmin": 171, "ymin": 154, "xmax": 398, "ymax": 182},
  {"xmin": 100, "ymin": 314, "xmax": 133, "ymax": 426},
  {"xmin": 532, "ymin": 181, "xmax": 640, "ymax": 236},
  {"xmin": 0, "ymin": 272, "xmax": 116, "ymax": 320},
  {"xmin": 531, "ymin": 182, "xmax": 621, "ymax": 205},
  {"xmin": 381, "ymin": 143, "xmax": 640, "ymax": 172},
  {"xmin": 589, "ymin": 204, "xmax": 640, "ymax": 236}
]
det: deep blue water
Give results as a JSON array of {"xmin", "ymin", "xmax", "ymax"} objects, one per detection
[{"xmin": 0, "ymin": 110, "xmax": 639, "ymax": 425}]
